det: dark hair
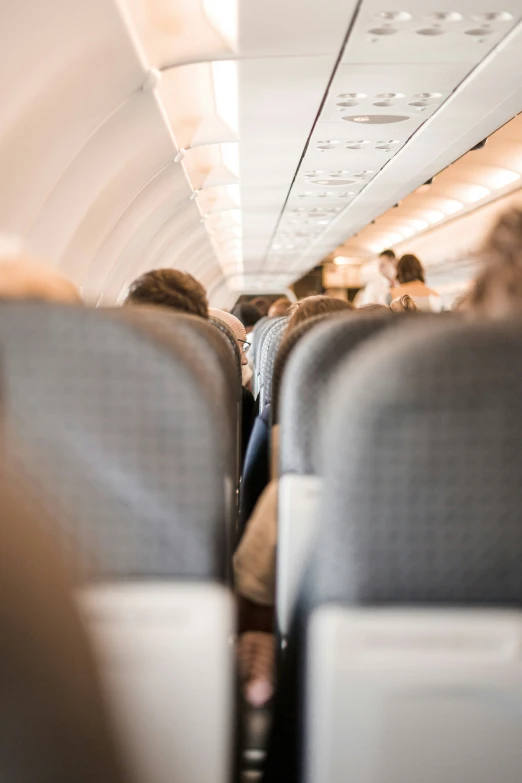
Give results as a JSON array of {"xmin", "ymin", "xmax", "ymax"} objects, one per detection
[
  {"xmin": 396, "ymin": 254, "xmax": 425, "ymax": 284},
  {"xmin": 287, "ymin": 295, "xmax": 353, "ymax": 334},
  {"xmin": 250, "ymin": 297, "xmax": 270, "ymax": 316},
  {"xmin": 125, "ymin": 269, "xmax": 208, "ymax": 319},
  {"xmin": 231, "ymin": 303, "xmax": 263, "ymax": 328},
  {"xmin": 379, "ymin": 249, "xmax": 396, "ymax": 260}
]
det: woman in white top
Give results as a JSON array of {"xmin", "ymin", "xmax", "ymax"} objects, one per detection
[{"xmin": 390, "ymin": 254, "xmax": 443, "ymax": 312}]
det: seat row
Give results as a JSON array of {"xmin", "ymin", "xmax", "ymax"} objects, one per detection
[
  {"xmin": 3, "ymin": 302, "xmax": 522, "ymax": 783},
  {"xmin": 252, "ymin": 309, "xmax": 522, "ymax": 783},
  {"xmin": 0, "ymin": 302, "xmax": 243, "ymax": 783}
]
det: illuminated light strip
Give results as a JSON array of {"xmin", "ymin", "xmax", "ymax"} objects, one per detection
[
  {"xmin": 203, "ymin": 0, "xmax": 238, "ymax": 50},
  {"xmin": 212, "ymin": 61, "xmax": 239, "ymax": 136}
]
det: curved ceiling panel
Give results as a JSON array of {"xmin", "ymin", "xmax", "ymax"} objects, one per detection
[
  {"xmin": 27, "ymin": 92, "xmax": 176, "ymax": 268},
  {"xmin": 98, "ymin": 202, "xmax": 216, "ymax": 304},
  {"xmin": 0, "ymin": 0, "xmax": 229, "ymax": 306},
  {"xmin": 0, "ymin": 0, "xmax": 147, "ymax": 235}
]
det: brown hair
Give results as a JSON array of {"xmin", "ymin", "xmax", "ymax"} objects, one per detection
[
  {"xmin": 390, "ymin": 294, "xmax": 418, "ymax": 313},
  {"xmin": 286, "ymin": 295, "xmax": 353, "ymax": 334},
  {"xmin": 268, "ymin": 297, "xmax": 292, "ymax": 318},
  {"xmin": 467, "ymin": 208, "xmax": 522, "ymax": 317},
  {"xmin": 126, "ymin": 268, "xmax": 208, "ymax": 319},
  {"xmin": 358, "ymin": 304, "xmax": 389, "ymax": 313},
  {"xmin": 250, "ymin": 297, "xmax": 270, "ymax": 317},
  {"xmin": 396, "ymin": 254, "xmax": 425, "ymax": 284}
]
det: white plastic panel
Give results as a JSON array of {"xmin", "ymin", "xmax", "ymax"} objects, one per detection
[
  {"xmin": 307, "ymin": 608, "xmax": 522, "ymax": 783},
  {"xmin": 277, "ymin": 474, "xmax": 322, "ymax": 638},
  {"xmin": 239, "ymin": 55, "xmax": 343, "ymax": 267},
  {"xmin": 262, "ymin": 0, "xmax": 522, "ymax": 287},
  {"xmin": 0, "ymin": 0, "xmax": 147, "ymax": 235},
  {"xmin": 80, "ymin": 582, "xmax": 235, "ymax": 783},
  {"xmin": 343, "ymin": 0, "xmax": 521, "ymax": 64},
  {"xmin": 27, "ymin": 92, "xmax": 175, "ymax": 271}
]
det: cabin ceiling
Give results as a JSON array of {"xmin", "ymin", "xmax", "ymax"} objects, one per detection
[{"xmin": 1, "ymin": 0, "xmax": 522, "ymax": 304}]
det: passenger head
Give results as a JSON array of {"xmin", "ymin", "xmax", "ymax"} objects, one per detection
[
  {"xmin": 0, "ymin": 258, "xmax": 81, "ymax": 304},
  {"xmin": 0, "ymin": 473, "xmax": 128, "ymax": 783},
  {"xmin": 286, "ymin": 295, "xmax": 353, "ymax": 334},
  {"xmin": 390, "ymin": 294, "xmax": 418, "ymax": 313},
  {"xmin": 467, "ymin": 208, "xmax": 522, "ymax": 318},
  {"xmin": 209, "ymin": 308, "xmax": 249, "ymax": 366},
  {"xmin": 268, "ymin": 297, "xmax": 292, "ymax": 318},
  {"xmin": 396, "ymin": 254, "xmax": 425, "ymax": 284},
  {"xmin": 250, "ymin": 297, "xmax": 270, "ymax": 317},
  {"xmin": 378, "ymin": 249, "xmax": 397, "ymax": 283},
  {"xmin": 125, "ymin": 268, "xmax": 208, "ymax": 318},
  {"xmin": 358, "ymin": 303, "xmax": 389, "ymax": 313},
  {"xmin": 231, "ymin": 303, "xmax": 262, "ymax": 333}
]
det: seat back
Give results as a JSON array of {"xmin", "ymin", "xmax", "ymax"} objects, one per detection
[
  {"xmin": 303, "ymin": 318, "xmax": 522, "ymax": 783},
  {"xmin": 0, "ymin": 303, "xmax": 234, "ymax": 579},
  {"xmin": 209, "ymin": 315, "xmax": 242, "ymax": 384},
  {"xmin": 277, "ymin": 313, "xmax": 394, "ymax": 636},
  {"xmin": 253, "ymin": 317, "xmax": 274, "ymax": 396},
  {"xmin": 251, "ymin": 315, "xmax": 268, "ymax": 366},
  {"xmin": 271, "ymin": 314, "xmax": 336, "ymax": 426},
  {"xmin": 258, "ymin": 317, "xmax": 288, "ymax": 412},
  {"xmin": 0, "ymin": 303, "xmax": 237, "ymax": 783}
]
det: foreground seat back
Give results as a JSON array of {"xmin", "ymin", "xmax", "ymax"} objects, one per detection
[
  {"xmin": 276, "ymin": 313, "xmax": 394, "ymax": 636},
  {"xmin": 259, "ymin": 317, "xmax": 288, "ymax": 412},
  {"xmin": 304, "ymin": 318, "xmax": 522, "ymax": 783},
  {"xmin": 0, "ymin": 302, "xmax": 236, "ymax": 783},
  {"xmin": 271, "ymin": 314, "xmax": 336, "ymax": 426}
]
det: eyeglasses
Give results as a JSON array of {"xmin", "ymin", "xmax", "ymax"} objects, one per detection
[{"xmin": 238, "ymin": 339, "xmax": 250, "ymax": 355}]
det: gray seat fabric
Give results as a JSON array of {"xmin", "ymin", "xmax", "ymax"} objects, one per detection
[
  {"xmin": 0, "ymin": 303, "xmax": 234, "ymax": 582},
  {"xmin": 271, "ymin": 314, "xmax": 337, "ymax": 425},
  {"xmin": 209, "ymin": 316, "xmax": 242, "ymax": 384},
  {"xmin": 251, "ymin": 316, "xmax": 268, "ymax": 368},
  {"xmin": 279, "ymin": 312, "xmax": 394, "ymax": 475},
  {"xmin": 258, "ymin": 317, "xmax": 288, "ymax": 412},
  {"xmin": 315, "ymin": 316, "xmax": 522, "ymax": 608},
  {"xmin": 252, "ymin": 316, "xmax": 270, "ymax": 371},
  {"xmin": 266, "ymin": 316, "xmax": 522, "ymax": 783}
]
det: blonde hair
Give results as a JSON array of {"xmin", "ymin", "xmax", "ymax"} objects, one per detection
[
  {"xmin": 0, "ymin": 258, "xmax": 81, "ymax": 304},
  {"xmin": 390, "ymin": 294, "xmax": 418, "ymax": 313}
]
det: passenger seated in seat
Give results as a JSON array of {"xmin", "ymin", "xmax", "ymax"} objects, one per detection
[
  {"xmin": 268, "ymin": 297, "xmax": 292, "ymax": 318},
  {"xmin": 390, "ymin": 294, "xmax": 418, "ymax": 313},
  {"xmin": 231, "ymin": 303, "xmax": 263, "ymax": 335},
  {"xmin": 466, "ymin": 208, "xmax": 522, "ymax": 317},
  {"xmin": 209, "ymin": 309, "xmax": 255, "ymax": 463},
  {"xmin": 0, "ymin": 257, "xmax": 81, "ymax": 303},
  {"xmin": 236, "ymin": 296, "xmax": 354, "ymax": 706},
  {"xmin": 286, "ymin": 295, "xmax": 353, "ymax": 333},
  {"xmin": 125, "ymin": 268, "xmax": 208, "ymax": 319}
]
